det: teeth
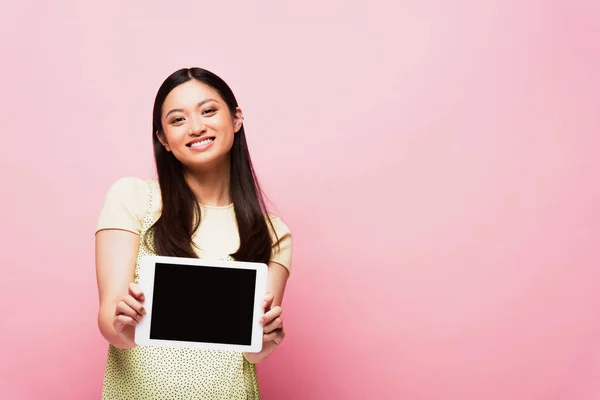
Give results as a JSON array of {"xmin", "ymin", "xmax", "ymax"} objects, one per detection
[{"xmin": 190, "ymin": 138, "xmax": 214, "ymax": 147}]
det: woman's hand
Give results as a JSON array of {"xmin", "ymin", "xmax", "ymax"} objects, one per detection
[
  {"xmin": 260, "ymin": 292, "xmax": 285, "ymax": 344},
  {"xmin": 113, "ymin": 282, "xmax": 146, "ymax": 345},
  {"xmin": 243, "ymin": 292, "xmax": 285, "ymax": 364}
]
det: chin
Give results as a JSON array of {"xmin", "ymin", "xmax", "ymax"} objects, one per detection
[{"xmin": 183, "ymin": 155, "xmax": 230, "ymax": 171}]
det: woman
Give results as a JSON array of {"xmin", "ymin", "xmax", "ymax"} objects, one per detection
[{"xmin": 94, "ymin": 67, "xmax": 292, "ymax": 399}]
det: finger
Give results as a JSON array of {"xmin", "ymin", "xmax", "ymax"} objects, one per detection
[
  {"xmin": 259, "ymin": 306, "xmax": 282, "ymax": 325},
  {"xmin": 129, "ymin": 283, "xmax": 145, "ymax": 302},
  {"xmin": 262, "ymin": 292, "xmax": 274, "ymax": 311},
  {"xmin": 263, "ymin": 329, "xmax": 285, "ymax": 344},
  {"xmin": 274, "ymin": 330, "xmax": 285, "ymax": 345},
  {"xmin": 263, "ymin": 317, "xmax": 283, "ymax": 334},
  {"xmin": 115, "ymin": 314, "xmax": 138, "ymax": 327},
  {"xmin": 116, "ymin": 300, "xmax": 144, "ymax": 322},
  {"xmin": 122, "ymin": 295, "xmax": 146, "ymax": 316}
]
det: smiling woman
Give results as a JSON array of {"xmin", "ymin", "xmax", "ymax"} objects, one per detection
[
  {"xmin": 94, "ymin": 68, "xmax": 293, "ymax": 400},
  {"xmin": 158, "ymin": 87, "xmax": 236, "ymax": 170}
]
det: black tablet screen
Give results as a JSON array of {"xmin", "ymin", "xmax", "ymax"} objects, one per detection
[{"xmin": 149, "ymin": 262, "xmax": 257, "ymax": 345}]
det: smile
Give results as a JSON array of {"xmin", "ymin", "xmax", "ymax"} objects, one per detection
[{"xmin": 187, "ymin": 138, "xmax": 215, "ymax": 147}]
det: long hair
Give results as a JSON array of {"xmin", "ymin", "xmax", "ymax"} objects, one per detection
[{"xmin": 144, "ymin": 67, "xmax": 275, "ymax": 264}]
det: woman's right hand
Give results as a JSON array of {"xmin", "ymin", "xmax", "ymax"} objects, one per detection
[{"xmin": 113, "ymin": 282, "xmax": 146, "ymax": 341}]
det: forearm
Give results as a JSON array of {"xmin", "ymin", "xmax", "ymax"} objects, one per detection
[
  {"xmin": 98, "ymin": 306, "xmax": 137, "ymax": 349},
  {"xmin": 243, "ymin": 264, "xmax": 289, "ymax": 364}
]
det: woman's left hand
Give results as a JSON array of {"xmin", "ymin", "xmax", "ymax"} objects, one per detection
[
  {"xmin": 243, "ymin": 292, "xmax": 285, "ymax": 364},
  {"xmin": 260, "ymin": 292, "xmax": 285, "ymax": 344}
]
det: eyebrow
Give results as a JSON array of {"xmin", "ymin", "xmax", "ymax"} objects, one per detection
[{"xmin": 164, "ymin": 98, "xmax": 219, "ymax": 118}]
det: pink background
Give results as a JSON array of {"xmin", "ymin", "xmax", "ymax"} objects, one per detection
[{"xmin": 1, "ymin": 1, "xmax": 599, "ymax": 399}]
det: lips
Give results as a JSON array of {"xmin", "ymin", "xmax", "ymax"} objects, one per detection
[{"xmin": 186, "ymin": 137, "xmax": 216, "ymax": 147}]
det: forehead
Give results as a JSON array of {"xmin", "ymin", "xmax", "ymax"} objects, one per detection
[{"xmin": 162, "ymin": 80, "xmax": 221, "ymax": 113}]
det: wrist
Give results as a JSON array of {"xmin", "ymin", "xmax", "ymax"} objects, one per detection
[
  {"xmin": 243, "ymin": 352, "xmax": 263, "ymax": 364},
  {"xmin": 114, "ymin": 326, "xmax": 137, "ymax": 349},
  {"xmin": 98, "ymin": 314, "xmax": 137, "ymax": 349}
]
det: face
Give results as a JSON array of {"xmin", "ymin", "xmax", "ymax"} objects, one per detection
[{"xmin": 157, "ymin": 80, "xmax": 243, "ymax": 170}]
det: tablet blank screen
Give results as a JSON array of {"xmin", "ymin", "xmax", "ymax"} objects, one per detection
[{"xmin": 149, "ymin": 262, "xmax": 257, "ymax": 345}]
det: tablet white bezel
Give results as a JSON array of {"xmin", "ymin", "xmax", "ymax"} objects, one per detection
[{"xmin": 134, "ymin": 255, "xmax": 268, "ymax": 353}]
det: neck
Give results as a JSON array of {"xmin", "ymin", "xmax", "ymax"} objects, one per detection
[{"xmin": 184, "ymin": 161, "xmax": 231, "ymax": 207}]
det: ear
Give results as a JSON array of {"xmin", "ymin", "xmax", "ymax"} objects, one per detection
[
  {"xmin": 156, "ymin": 130, "xmax": 171, "ymax": 152},
  {"xmin": 233, "ymin": 107, "xmax": 244, "ymax": 133}
]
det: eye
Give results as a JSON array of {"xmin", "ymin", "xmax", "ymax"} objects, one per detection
[
  {"xmin": 202, "ymin": 108, "xmax": 216, "ymax": 115},
  {"xmin": 170, "ymin": 117, "xmax": 185, "ymax": 124}
]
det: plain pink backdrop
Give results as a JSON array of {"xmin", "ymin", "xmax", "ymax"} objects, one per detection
[{"xmin": 1, "ymin": 1, "xmax": 599, "ymax": 399}]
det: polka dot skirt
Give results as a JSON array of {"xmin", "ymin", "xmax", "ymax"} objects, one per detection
[{"xmin": 101, "ymin": 182, "xmax": 261, "ymax": 400}]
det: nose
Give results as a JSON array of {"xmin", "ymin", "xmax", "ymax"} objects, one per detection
[{"xmin": 189, "ymin": 116, "xmax": 206, "ymax": 135}]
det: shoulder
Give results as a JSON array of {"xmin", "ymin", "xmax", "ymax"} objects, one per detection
[
  {"xmin": 96, "ymin": 176, "xmax": 154, "ymax": 235},
  {"xmin": 266, "ymin": 213, "xmax": 293, "ymax": 273},
  {"xmin": 103, "ymin": 176, "xmax": 159, "ymax": 205},
  {"xmin": 267, "ymin": 213, "xmax": 292, "ymax": 239},
  {"xmin": 105, "ymin": 176, "xmax": 151, "ymax": 196}
]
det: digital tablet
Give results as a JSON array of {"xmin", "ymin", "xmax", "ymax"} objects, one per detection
[{"xmin": 134, "ymin": 255, "xmax": 268, "ymax": 353}]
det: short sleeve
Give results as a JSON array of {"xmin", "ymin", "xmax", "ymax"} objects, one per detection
[
  {"xmin": 95, "ymin": 177, "xmax": 150, "ymax": 235},
  {"xmin": 269, "ymin": 216, "xmax": 293, "ymax": 274}
]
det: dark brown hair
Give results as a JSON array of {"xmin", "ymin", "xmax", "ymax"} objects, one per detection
[{"xmin": 145, "ymin": 67, "xmax": 275, "ymax": 263}]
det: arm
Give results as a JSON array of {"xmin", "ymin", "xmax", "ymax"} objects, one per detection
[
  {"xmin": 95, "ymin": 229, "xmax": 142, "ymax": 349},
  {"xmin": 243, "ymin": 261, "xmax": 289, "ymax": 364},
  {"xmin": 266, "ymin": 261, "xmax": 289, "ymax": 308}
]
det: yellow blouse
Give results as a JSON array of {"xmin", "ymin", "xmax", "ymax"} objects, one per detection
[{"xmin": 95, "ymin": 177, "xmax": 293, "ymax": 399}]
